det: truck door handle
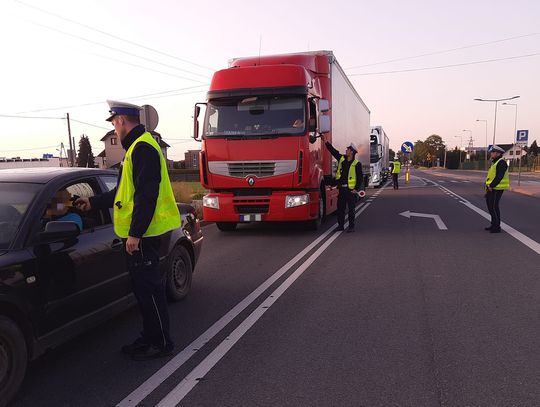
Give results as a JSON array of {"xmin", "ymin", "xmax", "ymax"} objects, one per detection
[{"xmin": 111, "ymin": 239, "xmax": 123, "ymax": 251}]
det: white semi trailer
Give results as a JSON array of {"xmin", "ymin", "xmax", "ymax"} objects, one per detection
[{"xmin": 369, "ymin": 126, "xmax": 389, "ymax": 187}]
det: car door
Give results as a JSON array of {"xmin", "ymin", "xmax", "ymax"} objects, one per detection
[{"xmin": 34, "ymin": 177, "xmax": 130, "ymax": 336}]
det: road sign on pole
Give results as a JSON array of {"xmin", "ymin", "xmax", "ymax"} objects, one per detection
[
  {"xmin": 516, "ymin": 129, "xmax": 528, "ymax": 145},
  {"xmin": 401, "ymin": 141, "xmax": 414, "ymax": 154}
]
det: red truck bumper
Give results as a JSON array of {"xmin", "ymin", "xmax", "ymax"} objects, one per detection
[{"xmin": 203, "ymin": 191, "xmax": 319, "ymax": 222}]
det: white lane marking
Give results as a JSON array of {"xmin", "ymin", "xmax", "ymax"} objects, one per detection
[
  {"xmin": 399, "ymin": 210, "xmax": 448, "ymax": 230},
  {"xmin": 156, "ymin": 204, "xmax": 373, "ymax": 407},
  {"xmin": 117, "ymin": 194, "xmax": 380, "ymax": 406},
  {"xmin": 430, "ymin": 180, "xmax": 540, "ymax": 256},
  {"xmin": 116, "ymin": 213, "xmax": 349, "ymax": 406}
]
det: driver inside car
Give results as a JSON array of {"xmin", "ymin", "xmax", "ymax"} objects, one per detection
[{"xmin": 42, "ymin": 189, "xmax": 84, "ymax": 231}]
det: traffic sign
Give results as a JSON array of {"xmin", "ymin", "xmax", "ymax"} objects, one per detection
[
  {"xmin": 401, "ymin": 141, "xmax": 414, "ymax": 153},
  {"xmin": 516, "ymin": 129, "xmax": 528, "ymax": 145}
]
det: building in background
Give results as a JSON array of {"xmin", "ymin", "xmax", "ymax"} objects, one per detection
[
  {"xmin": 0, "ymin": 156, "xmax": 69, "ymax": 169},
  {"xmin": 99, "ymin": 130, "xmax": 171, "ymax": 168},
  {"xmin": 184, "ymin": 150, "xmax": 200, "ymax": 169}
]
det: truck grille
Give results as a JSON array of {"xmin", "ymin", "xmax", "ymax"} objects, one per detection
[
  {"xmin": 235, "ymin": 205, "xmax": 269, "ymax": 214},
  {"xmin": 208, "ymin": 160, "xmax": 297, "ymax": 178},
  {"xmin": 228, "ymin": 162, "xmax": 275, "ymax": 177},
  {"xmin": 233, "ymin": 198, "xmax": 270, "ymax": 214}
]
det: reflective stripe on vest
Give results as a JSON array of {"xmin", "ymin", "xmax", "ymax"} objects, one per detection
[
  {"xmin": 114, "ymin": 132, "xmax": 181, "ymax": 238},
  {"xmin": 392, "ymin": 161, "xmax": 401, "ymax": 174},
  {"xmin": 485, "ymin": 157, "xmax": 509, "ymax": 190},
  {"xmin": 336, "ymin": 156, "xmax": 359, "ymax": 189}
]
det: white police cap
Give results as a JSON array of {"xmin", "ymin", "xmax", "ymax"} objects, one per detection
[
  {"xmin": 347, "ymin": 142, "xmax": 358, "ymax": 153},
  {"xmin": 488, "ymin": 145, "xmax": 505, "ymax": 153},
  {"xmin": 106, "ymin": 100, "xmax": 142, "ymax": 122}
]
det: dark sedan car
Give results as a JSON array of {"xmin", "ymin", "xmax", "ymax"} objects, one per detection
[{"xmin": 0, "ymin": 167, "xmax": 203, "ymax": 406}]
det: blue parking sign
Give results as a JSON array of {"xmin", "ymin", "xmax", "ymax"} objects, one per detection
[{"xmin": 516, "ymin": 130, "xmax": 528, "ymax": 143}]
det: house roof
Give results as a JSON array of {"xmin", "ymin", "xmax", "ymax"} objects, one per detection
[
  {"xmin": 498, "ymin": 144, "xmax": 513, "ymax": 152},
  {"xmin": 97, "ymin": 149, "xmax": 106, "ymax": 157}
]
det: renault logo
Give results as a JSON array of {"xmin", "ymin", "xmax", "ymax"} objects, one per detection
[{"xmin": 247, "ymin": 177, "xmax": 255, "ymax": 186}]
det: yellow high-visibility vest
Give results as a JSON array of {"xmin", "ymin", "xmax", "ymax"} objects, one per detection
[
  {"xmin": 392, "ymin": 161, "xmax": 401, "ymax": 174},
  {"xmin": 486, "ymin": 158, "xmax": 509, "ymax": 190},
  {"xmin": 114, "ymin": 132, "xmax": 180, "ymax": 238},
  {"xmin": 336, "ymin": 156, "xmax": 359, "ymax": 189}
]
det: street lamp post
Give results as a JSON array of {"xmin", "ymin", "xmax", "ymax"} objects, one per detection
[
  {"xmin": 454, "ymin": 135, "xmax": 463, "ymax": 169},
  {"xmin": 502, "ymin": 102, "xmax": 522, "ymax": 185},
  {"xmin": 462, "ymin": 129, "xmax": 472, "ymax": 163},
  {"xmin": 473, "ymin": 96, "xmax": 520, "ymax": 146},
  {"xmin": 476, "ymin": 119, "xmax": 488, "ymax": 170}
]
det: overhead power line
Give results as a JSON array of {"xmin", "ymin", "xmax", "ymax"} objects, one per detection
[
  {"xmin": 1, "ymin": 144, "xmax": 60, "ymax": 153},
  {"xmin": 348, "ymin": 52, "xmax": 540, "ymax": 76},
  {"xmin": 13, "ymin": 0, "xmax": 216, "ymax": 72},
  {"xmin": 346, "ymin": 32, "xmax": 540, "ymax": 70},
  {"xmin": 69, "ymin": 118, "xmax": 110, "ymax": 130},
  {"xmin": 0, "ymin": 113, "xmax": 64, "ymax": 120},
  {"xmin": 16, "ymin": 84, "xmax": 208, "ymax": 114},
  {"xmin": 29, "ymin": 20, "xmax": 210, "ymax": 82}
]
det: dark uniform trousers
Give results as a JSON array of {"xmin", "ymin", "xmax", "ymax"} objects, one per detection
[
  {"xmin": 392, "ymin": 173, "xmax": 399, "ymax": 189},
  {"xmin": 337, "ymin": 187, "xmax": 357, "ymax": 229},
  {"xmin": 126, "ymin": 236, "xmax": 173, "ymax": 350},
  {"xmin": 486, "ymin": 189, "xmax": 504, "ymax": 229}
]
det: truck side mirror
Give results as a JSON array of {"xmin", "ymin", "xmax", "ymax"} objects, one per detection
[
  {"xmin": 318, "ymin": 115, "xmax": 330, "ymax": 134},
  {"xmin": 319, "ymin": 99, "xmax": 330, "ymax": 113},
  {"xmin": 193, "ymin": 104, "xmax": 205, "ymax": 141}
]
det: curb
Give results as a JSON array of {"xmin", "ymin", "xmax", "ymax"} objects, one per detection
[{"xmin": 510, "ymin": 188, "xmax": 540, "ymax": 198}]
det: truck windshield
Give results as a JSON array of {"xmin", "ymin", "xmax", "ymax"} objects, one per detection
[
  {"xmin": 370, "ymin": 140, "xmax": 380, "ymax": 163},
  {"xmin": 204, "ymin": 95, "xmax": 305, "ymax": 137},
  {"xmin": 0, "ymin": 183, "xmax": 41, "ymax": 249}
]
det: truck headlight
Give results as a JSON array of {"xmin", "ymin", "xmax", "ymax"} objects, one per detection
[
  {"xmin": 372, "ymin": 174, "xmax": 379, "ymax": 182},
  {"xmin": 285, "ymin": 194, "xmax": 309, "ymax": 208},
  {"xmin": 203, "ymin": 195, "xmax": 219, "ymax": 209}
]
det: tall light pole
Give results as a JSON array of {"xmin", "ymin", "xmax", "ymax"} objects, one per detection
[
  {"xmin": 476, "ymin": 119, "xmax": 488, "ymax": 169},
  {"xmin": 503, "ymin": 102, "xmax": 522, "ymax": 185},
  {"xmin": 454, "ymin": 135, "xmax": 463, "ymax": 169},
  {"xmin": 473, "ymin": 96, "xmax": 519, "ymax": 147},
  {"xmin": 462, "ymin": 129, "xmax": 472, "ymax": 162}
]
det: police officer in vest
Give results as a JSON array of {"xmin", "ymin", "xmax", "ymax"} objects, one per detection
[
  {"xmin": 390, "ymin": 157, "xmax": 401, "ymax": 190},
  {"xmin": 322, "ymin": 134, "xmax": 363, "ymax": 232},
  {"xmin": 485, "ymin": 145, "xmax": 509, "ymax": 233},
  {"xmin": 75, "ymin": 100, "xmax": 180, "ymax": 360}
]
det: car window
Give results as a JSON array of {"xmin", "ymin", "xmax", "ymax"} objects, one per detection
[
  {"xmin": 0, "ymin": 183, "xmax": 42, "ymax": 249},
  {"xmin": 42, "ymin": 180, "xmax": 112, "ymax": 232},
  {"xmin": 100, "ymin": 176, "xmax": 117, "ymax": 192}
]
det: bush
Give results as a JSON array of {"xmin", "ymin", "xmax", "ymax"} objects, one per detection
[{"xmin": 171, "ymin": 182, "xmax": 206, "ymax": 203}]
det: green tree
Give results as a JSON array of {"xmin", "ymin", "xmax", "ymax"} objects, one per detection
[
  {"xmin": 389, "ymin": 148, "xmax": 396, "ymax": 160},
  {"xmin": 77, "ymin": 134, "xmax": 95, "ymax": 168},
  {"xmin": 529, "ymin": 140, "xmax": 539, "ymax": 156},
  {"xmin": 412, "ymin": 140, "xmax": 429, "ymax": 165}
]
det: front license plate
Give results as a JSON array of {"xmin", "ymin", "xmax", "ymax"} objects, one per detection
[{"xmin": 240, "ymin": 214, "xmax": 262, "ymax": 222}]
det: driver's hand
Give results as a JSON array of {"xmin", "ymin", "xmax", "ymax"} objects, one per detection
[{"xmin": 74, "ymin": 197, "xmax": 91, "ymax": 211}]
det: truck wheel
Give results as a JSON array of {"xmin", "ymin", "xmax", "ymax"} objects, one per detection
[
  {"xmin": 307, "ymin": 192, "xmax": 324, "ymax": 231},
  {"xmin": 166, "ymin": 245, "xmax": 193, "ymax": 302},
  {"xmin": 0, "ymin": 316, "xmax": 28, "ymax": 407},
  {"xmin": 216, "ymin": 222, "xmax": 237, "ymax": 232}
]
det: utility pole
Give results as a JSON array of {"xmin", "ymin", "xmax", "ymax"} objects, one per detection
[{"xmin": 66, "ymin": 113, "xmax": 73, "ymax": 167}]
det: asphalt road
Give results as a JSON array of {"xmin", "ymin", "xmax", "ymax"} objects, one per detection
[{"xmin": 11, "ymin": 169, "xmax": 540, "ymax": 407}]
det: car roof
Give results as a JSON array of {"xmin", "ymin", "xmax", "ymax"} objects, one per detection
[{"xmin": 0, "ymin": 167, "xmax": 117, "ymax": 184}]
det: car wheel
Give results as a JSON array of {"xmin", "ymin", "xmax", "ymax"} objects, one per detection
[
  {"xmin": 0, "ymin": 316, "xmax": 28, "ymax": 407},
  {"xmin": 166, "ymin": 245, "xmax": 193, "ymax": 302},
  {"xmin": 216, "ymin": 222, "xmax": 237, "ymax": 231}
]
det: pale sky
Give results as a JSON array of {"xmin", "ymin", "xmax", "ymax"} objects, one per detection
[{"xmin": 1, "ymin": 0, "xmax": 539, "ymax": 160}]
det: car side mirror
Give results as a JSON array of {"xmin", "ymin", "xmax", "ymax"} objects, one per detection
[{"xmin": 39, "ymin": 221, "xmax": 80, "ymax": 243}]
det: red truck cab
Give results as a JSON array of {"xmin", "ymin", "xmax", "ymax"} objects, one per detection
[{"xmin": 193, "ymin": 51, "xmax": 369, "ymax": 231}]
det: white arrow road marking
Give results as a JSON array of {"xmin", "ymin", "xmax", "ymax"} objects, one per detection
[{"xmin": 399, "ymin": 210, "xmax": 448, "ymax": 230}]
